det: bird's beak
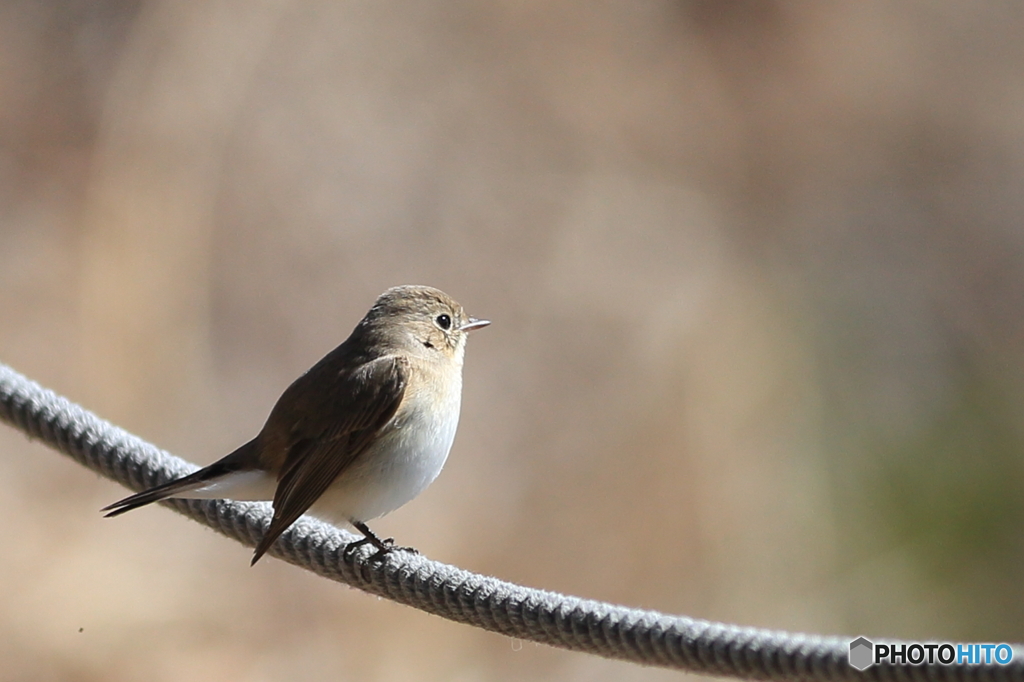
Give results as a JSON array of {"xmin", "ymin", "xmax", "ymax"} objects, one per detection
[{"xmin": 460, "ymin": 317, "xmax": 491, "ymax": 332}]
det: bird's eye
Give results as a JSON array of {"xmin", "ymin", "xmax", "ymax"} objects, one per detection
[{"xmin": 435, "ymin": 314, "xmax": 452, "ymax": 330}]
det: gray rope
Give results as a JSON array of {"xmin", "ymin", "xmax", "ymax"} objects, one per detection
[{"xmin": 0, "ymin": 361, "xmax": 1020, "ymax": 680}]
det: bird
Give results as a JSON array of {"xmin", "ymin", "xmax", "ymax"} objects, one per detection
[{"xmin": 103, "ymin": 285, "xmax": 490, "ymax": 565}]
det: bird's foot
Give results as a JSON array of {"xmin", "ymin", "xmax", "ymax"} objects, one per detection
[{"xmin": 346, "ymin": 521, "xmax": 419, "ymax": 561}]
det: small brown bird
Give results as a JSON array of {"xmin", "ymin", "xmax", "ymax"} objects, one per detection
[{"xmin": 103, "ymin": 285, "xmax": 489, "ymax": 564}]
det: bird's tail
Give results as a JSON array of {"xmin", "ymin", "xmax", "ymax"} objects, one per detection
[{"xmin": 101, "ymin": 438, "xmax": 259, "ymax": 517}]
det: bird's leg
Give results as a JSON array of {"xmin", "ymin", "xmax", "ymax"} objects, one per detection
[
  {"xmin": 349, "ymin": 521, "xmax": 392, "ymax": 553},
  {"xmin": 346, "ymin": 520, "xmax": 419, "ymax": 560}
]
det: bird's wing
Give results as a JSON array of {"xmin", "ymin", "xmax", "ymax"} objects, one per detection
[{"xmin": 251, "ymin": 355, "xmax": 407, "ymax": 563}]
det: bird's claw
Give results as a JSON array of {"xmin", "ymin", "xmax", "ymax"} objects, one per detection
[{"xmin": 345, "ymin": 522, "xmax": 419, "ymax": 561}]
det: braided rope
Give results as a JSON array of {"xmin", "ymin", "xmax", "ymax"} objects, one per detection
[{"xmin": 0, "ymin": 361, "xmax": 1020, "ymax": 680}]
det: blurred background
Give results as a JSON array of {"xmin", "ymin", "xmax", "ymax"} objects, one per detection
[{"xmin": 2, "ymin": 1, "xmax": 1024, "ymax": 680}]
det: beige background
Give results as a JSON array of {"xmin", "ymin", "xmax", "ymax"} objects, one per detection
[{"xmin": 2, "ymin": 2, "xmax": 1024, "ymax": 680}]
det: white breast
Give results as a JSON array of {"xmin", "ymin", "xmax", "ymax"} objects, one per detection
[{"xmin": 308, "ymin": 364, "xmax": 463, "ymax": 524}]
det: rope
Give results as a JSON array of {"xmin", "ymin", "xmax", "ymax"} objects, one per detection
[{"xmin": 0, "ymin": 361, "xmax": 1020, "ymax": 680}]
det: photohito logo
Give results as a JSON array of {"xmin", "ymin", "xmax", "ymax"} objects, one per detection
[{"xmin": 848, "ymin": 637, "xmax": 1014, "ymax": 671}]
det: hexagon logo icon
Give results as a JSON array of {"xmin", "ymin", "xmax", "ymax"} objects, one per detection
[{"xmin": 849, "ymin": 637, "xmax": 874, "ymax": 670}]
